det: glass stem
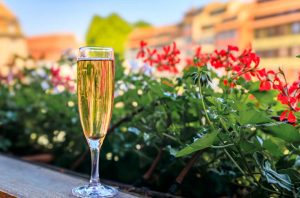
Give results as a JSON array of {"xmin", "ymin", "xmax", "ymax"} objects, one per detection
[{"xmin": 88, "ymin": 139, "xmax": 100, "ymax": 185}]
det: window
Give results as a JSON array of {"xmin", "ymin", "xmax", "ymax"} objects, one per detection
[
  {"xmin": 292, "ymin": 22, "xmax": 300, "ymax": 34},
  {"xmin": 255, "ymin": 23, "xmax": 299, "ymax": 38},
  {"xmin": 222, "ymin": 16, "xmax": 237, "ymax": 23},
  {"xmin": 216, "ymin": 30, "xmax": 236, "ymax": 40},
  {"xmin": 210, "ymin": 7, "xmax": 226, "ymax": 16},
  {"xmin": 257, "ymin": 0, "xmax": 275, "ymax": 3},
  {"xmin": 184, "ymin": 25, "xmax": 191, "ymax": 31},
  {"xmin": 254, "ymin": 30, "xmax": 260, "ymax": 38},
  {"xmin": 279, "ymin": 48, "xmax": 287, "ymax": 57},
  {"xmin": 287, "ymin": 47, "xmax": 293, "ymax": 56},
  {"xmin": 256, "ymin": 47, "xmax": 299, "ymax": 58},
  {"xmin": 8, "ymin": 23, "xmax": 16, "ymax": 34},
  {"xmin": 199, "ymin": 37, "xmax": 214, "ymax": 44},
  {"xmin": 255, "ymin": 9, "xmax": 300, "ymax": 20},
  {"xmin": 202, "ymin": 24, "xmax": 213, "ymax": 30},
  {"xmin": 256, "ymin": 49, "xmax": 279, "ymax": 58},
  {"xmin": 292, "ymin": 46, "xmax": 300, "ymax": 56},
  {"xmin": 185, "ymin": 37, "xmax": 192, "ymax": 43},
  {"xmin": 281, "ymin": 24, "xmax": 291, "ymax": 35},
  {"xmin": 267, "ymin": 27, "xmax": 276, "ymax": 37}
]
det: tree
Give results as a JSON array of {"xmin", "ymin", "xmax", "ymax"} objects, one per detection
[{"xmin": 86, "ymin": 13, "xmax": 150, "ymax": 57}]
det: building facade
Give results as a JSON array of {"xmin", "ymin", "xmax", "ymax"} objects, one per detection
[
  {"xmin": 125, "ymin": 0, "xmax": 300, "ymax": 80},
  {"xmin": 0, "ymin": 2, "xmax": 28, "ymax": 74},
  {"xmin": 252, "ymin": 0, "xmax": 300, "ymax": 80},
  {"xmin": 192, "ymin": 2, "xmax": 227, "ymax": 53},
  {"xmin": 27, "ymin": 33, "xmax": 78, "ymax": 61},
  {"xmin": 177, "ymin": 8, "xmax": 202, "ymax": 56},
  {"xmin": 214, "ymin": 1, "xmax": 253, "ymax": 50}
]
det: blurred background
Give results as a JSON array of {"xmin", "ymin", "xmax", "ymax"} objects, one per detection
[
  {"xmin": 1, "ymin": 0, "xmax": 299, "ymax": 80},
  {"xmin": 1, "ymin": 0, "xmax": 300, "ymax": 197}
]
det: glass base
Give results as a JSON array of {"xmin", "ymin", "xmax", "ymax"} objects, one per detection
[{"xmin": 72, "ymin": 183, "xmax": 118, "ymax": 198}]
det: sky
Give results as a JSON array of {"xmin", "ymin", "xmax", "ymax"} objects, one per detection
[{"xmin": 3, "ymin": 0, "xmax": 225, "ymax": 42}]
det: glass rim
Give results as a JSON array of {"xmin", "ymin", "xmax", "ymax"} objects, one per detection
[
  {"xmin": 78, "ymin": 46, "xmax": 114, "ymax": 60},
  {"xmin": 79, "ymin": 46, "xmax": 114, "ymax": 52}
]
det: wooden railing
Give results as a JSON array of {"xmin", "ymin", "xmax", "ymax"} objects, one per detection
[{"xmin": 0, "ymin": 154, "xmax": 138, "ymax": 198}]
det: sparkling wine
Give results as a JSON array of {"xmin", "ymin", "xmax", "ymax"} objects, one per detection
[
  {"xmin": 77, "ymin": 59, "xmax": 115, "ymax": 141},
  {"xmin": 73, "ymin": 47, "xmax": 118, "ymax": 197}
]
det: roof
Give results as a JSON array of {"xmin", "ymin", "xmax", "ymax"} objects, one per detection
[
  {"xmin": 185, "ymin": 7, "xmax": 203, "ymax": 18},
  {"xmin": 0, "ymin": 2, "xmax": 16, "ymax": 20},
  {"xmin": 0, "ymin": 2, "xmax": 23, "ymax": 36},
  {"xmin": 27, "ymin": 33, "xmax": 78, "ymax": 60},
  {"xmin": 127, "ymin": 25, "xmax": 180, "ymax": 49}
]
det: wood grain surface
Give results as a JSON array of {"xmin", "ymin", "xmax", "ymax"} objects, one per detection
[{"xmin": 0, "ymin": 155, "xmax": 139, "ymax": 198}]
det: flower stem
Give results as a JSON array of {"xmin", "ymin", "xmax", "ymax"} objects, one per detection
[
  {"xmin": 197, "ymin": 76, "xmax": 245, "ymax": 175},
  {"xmin": 197, "ymin": 77, "xmax": 212, "ymax": 126}
]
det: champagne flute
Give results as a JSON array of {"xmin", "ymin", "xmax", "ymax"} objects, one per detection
[{"xmin": 72, "ymin": 47, "xmax": 118, "ymax": 197}]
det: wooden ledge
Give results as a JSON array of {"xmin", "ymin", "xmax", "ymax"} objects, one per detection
[{"xmin": 0, "ymin": 155, "xmax": 139, "ymax": 198}]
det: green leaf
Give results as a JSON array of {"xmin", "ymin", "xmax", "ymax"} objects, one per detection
[
  {"xmin": 262, "ymin": 161, "xmax": 293, "ymax": 192},
  {"xmin": 296, "ymin": 55, "xmax": 300, "ymax": 58},
  {"xmin": 176, "ymin": 131, "xmax": 218, "ymax": 157},
  {"xmin": 254, "ymin": 153, "xmax": 293, "ymax": 192},
  {"xmin": 248, "ymin": 81, "xmax": 260, "ymax": 92},
  {"xmin": 251, "ymin": 90, "xmax": 278, "ymax": 104},
  {"xmin": 148, "ymin": 81, "xmax": 164, "ymax": 97},
  {"xmin": 279, "ymin": 169, "xmax": 300, "ymax": 182},
  {"xmin": 239, "ymin": 109, "xmax": 272, "ymax": 125},
  {"xmin": 240, "ymin": 140, "xmax": 260, "ymax": 154},
  {"xmin": 262, "ymin": 123, "xmax": 300, "ymax": 143},
  {"xmin": 160, "ymin": 78, "xmax": 175, "ymax": 92},
  {"xmin": 248, "ymin": 81, "xmax": 278, "ymax": 104},
  {"xmin": 263, "ymin": 139, "xmax": 284, "ymax": 158}
]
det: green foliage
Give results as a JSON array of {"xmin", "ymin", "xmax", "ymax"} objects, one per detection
[
  {"xmin": 238, "ymin": 108, "xmax": 272, "ymax": 125},
  {"xmin": 254, "ymin": 153, "xmax": 293, "ymax": 191},
  {"xmin": 263, "ymin": 124, "xmax": 300, "ymax": 143},
  {"xmin": 176, "ymin": 131, "xmax": 218, "ymax": 157},
  {"xmin": 1, "ymin": 55, "xmax": 300, "ymax": 197},
  {"xmin": 133, "ymin": 20, "xmax": 151, "ymax": 28},
  {"xmin": 105, "ymin": 63, "xmax": 300, "ymax": 197},
  {"xmin": 86, "ymin": 13, "xmax": 150, "ymax": 57}
]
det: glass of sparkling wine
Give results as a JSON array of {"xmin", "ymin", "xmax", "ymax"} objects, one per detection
[{"xmin": 72, "ymin": 47, "xmax": 118, "ymax": 197}]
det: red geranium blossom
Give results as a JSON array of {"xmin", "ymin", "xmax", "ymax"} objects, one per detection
[
  {"xmin": 136, "ymin": 41, "xmax": 300, "ymax": 123},
  {"xmin": 136, "ymin": 41, "xmax": 180, "ymax": 74}
]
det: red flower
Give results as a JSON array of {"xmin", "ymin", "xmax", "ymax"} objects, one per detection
[
  {"xmin": 189, "ymin": 47, "xmax": 210, "ymax": 67},
  {"xmin": 229, "ymin": 53, "xmax": 237, "ymax": 61},
  {"xmin": 210, "ymin": 57, "xmax": 223, "ymax": 69},
  {"xmin": 136, "ymin": 51, "xmax": 145, "ymax": 59},
  {"xmin": 280, "ymin": 110, "xmax": 288, "ymax": 121},
  {"xmin": 185, "ymin": 58, "xmax": 194, "ymax": 66},
  {"xmin": 228, "ymin": 45, "xmax": 239, "ymax": 51},
  {"xmin": 195, "ymin": 47, "xmax": 202, "ymax": 57},
  {"xmin": 280, "ymin": 110, "xmax": 296, "ymax": 123},
  {"xmin": 136, "ymin": 41, "xmax": 180, "ymax": 74},
  {"xmin": 223, "ymin": 79, "xmax": 235, "ymax": 88},
  {"xmin": 243, "ymin": 73, "xmax": 252, "ymax": 81},
  {"xmin": 135, "ymin": 42, "xmax": 300, "ymax": 123},
  {"xmin": 50, "ymin": 67, "xmax": 60, "ymax": 77},
  {"xmin": 223, "ymin": 79, "xmax": 228, "ymax": 86},
  {"xmin": 257, "ymin": 68, "xmax": 267, "ymax": 78},
  {"xmin": 259, "ymin": 80, "xmax": 272, "ymax": 91},
  {"xmin": 270, "ymin": 71, "xmax": 300, "ymax": 123},
  {"xmin": 140, "ymin": 40, "xmax": 147, "ymax": 48},
  {"xmin": 230, "ymin": 83, "xmax": 235, "ymax": 88},
  {"xmin": 136, "ymin": 41, "xmax": 148, "ymax": 59},
  {"xmin": 288, "ymin": 111, "xmax": 297, "ymax": 123}
]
